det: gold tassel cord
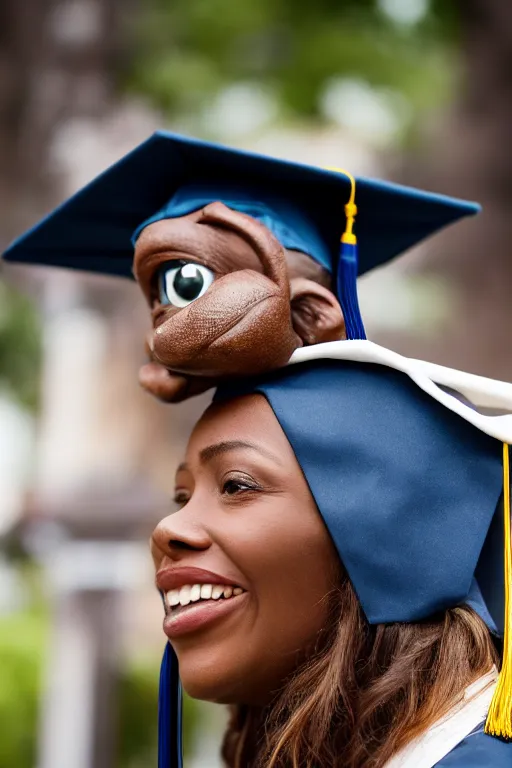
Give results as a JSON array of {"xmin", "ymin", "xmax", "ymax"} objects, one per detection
[
  {"xmin": 324, "ymin": 166, "xmax": 358, "ymax": 245},
  {"xmin": 485, "ymin": 442, "xmax": 512, "ymax": 739}
]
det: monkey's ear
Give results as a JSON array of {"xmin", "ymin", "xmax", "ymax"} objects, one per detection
[{"xmin": 289, "ymin": 277, "xmax": 346, "ymax": 345}]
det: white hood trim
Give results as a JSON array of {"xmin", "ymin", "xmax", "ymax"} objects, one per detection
[
  {"xmin": 383, "ymin": 668, "xmax": 498, "ymax": 768},
  {"xmin": 289, "ymin": 340, "xmax": 512, "ymax": 444}
]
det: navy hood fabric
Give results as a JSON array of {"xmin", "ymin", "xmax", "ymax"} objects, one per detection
[{"xmin": 215, "ymin": 359, "xmax": 504, "ymax": 626}]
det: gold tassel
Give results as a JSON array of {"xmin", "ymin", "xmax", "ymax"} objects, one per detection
[{"xmin": 485, "ymin": 442, "xmax": 512, "ymax": 739}]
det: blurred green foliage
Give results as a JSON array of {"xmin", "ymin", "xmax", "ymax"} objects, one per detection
[
  {"xmin": 0, "ymin": 602, "xmax": 198, "ymax": 768},
  {"xmin": 0, "ymin": 608, "xmax": 46, "ymax": 768},
  {"xmin": 127, "ymin": 0, "xmax": 460, "ymax": 134},
  {"xmin": 0, "ymin": 279, "xmax": 42, "ymax": 412},
  {"xmin": 118, "ymin": 656, "xmax": 198, "ymax": 768}
]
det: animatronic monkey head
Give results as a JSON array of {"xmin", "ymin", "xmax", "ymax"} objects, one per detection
[
  {"xmin": 132, "ymin": 194, "xmax": 345, "ymax": 402},
  {"xmin": 2, "ymin": 131, "xmax": 480, "ymax": 403}
]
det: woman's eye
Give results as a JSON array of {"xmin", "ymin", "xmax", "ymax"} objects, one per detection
[
  {"xmin": 173, "ymin": 490, "xmax": 190, "ymax": 507},
  {"xmin": 157, "ymin": 261, "xmax": 215, "ymax": 308},
  {"xmin": 222, "ymin": 478, "xmax": 258, "ymax": 496}
]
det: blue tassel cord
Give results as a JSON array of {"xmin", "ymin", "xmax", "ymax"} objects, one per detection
[
  {"xmin": 158, "ymin": 643, "xmax": 183, "ymax": 768},
  {"xmin": 337, "ymin": 241, "xmax": 366, "ymax": 340},
  {"xmin": 324, "ymin": 171, "xmax": 366, "ymax": 341}
]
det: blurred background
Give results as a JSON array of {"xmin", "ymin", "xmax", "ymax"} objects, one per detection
[{"xmin": 0, "ymin": 1, "xmax": 511, "ymax": 766}]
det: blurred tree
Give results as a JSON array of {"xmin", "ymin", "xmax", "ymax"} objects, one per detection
[
  {"xmin": 0, "ymin": 0, "xmax": 134, "ymax": 413},
  {"xmin": 0, "ymin": 609, "xmax": 46, "ymax": 768},
  {"xmin": 127, "ymin": 0, "xmax": 459, "ymax": 139},
  {"xmin": 0, "ymin": 0, "xmax": 132, "ymax": 243},
  {"xmin": 408, "ymin": 0, "xmax": 512, "ymax": 380},
  {"xmin": 0, "ymin": 606, "xmax": 199, "ymax": 768},
  {"xmin": 0, "ymin": 281, "xmax": 41, "ymax": 411}
]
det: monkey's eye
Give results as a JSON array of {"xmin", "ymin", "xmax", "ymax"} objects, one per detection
[{"xmin": 157, "ymin": 261, "xmax": 215, "ymax": 308}]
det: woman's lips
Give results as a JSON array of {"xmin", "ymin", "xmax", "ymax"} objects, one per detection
[
  {"xmin": 163, "ymin": 590, "xmax": 248, "ymax": 638},
  {"xmin": 156, "ymin": 566, "xmax": 245, "ymax": 592},
  {"xmin": 157, "ymin": 566, "xmax": 248, "ymax": 638}
]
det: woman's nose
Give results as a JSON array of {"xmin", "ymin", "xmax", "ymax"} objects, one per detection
[{"xmin": 151, "ymin": 507, "xmax": 212, "ymax": 565}]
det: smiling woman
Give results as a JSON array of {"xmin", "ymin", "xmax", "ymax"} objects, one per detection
[
  {"xmin": 151, "ymin": 341, "xmax": 512, "ymax": 768},
  {"xmin": 152, "ymin": 401, "xmax": 339, "ymax": 711}
]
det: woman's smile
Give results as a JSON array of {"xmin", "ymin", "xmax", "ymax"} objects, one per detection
[
  {"xmin": 163, "ymin": 588, "xmax": 249, "ymax": 638},
  {"xmin": 157, "ymin": 565, "xmax": 248, "ymax": 638}
]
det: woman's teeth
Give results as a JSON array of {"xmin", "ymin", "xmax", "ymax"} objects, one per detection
[{"xmin": 167, "ymin": 584, "xmax": 244, "ymax": 609}]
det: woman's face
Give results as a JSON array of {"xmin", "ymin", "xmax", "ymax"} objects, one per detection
[{"xmin": 151, "ymin": 394, "xmax": 339, "ymax": 706}]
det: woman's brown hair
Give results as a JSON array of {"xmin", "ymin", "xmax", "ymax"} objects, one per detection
[{"xmin": 222, "ymin": 569, "xmax": 499, "ymax": 768}]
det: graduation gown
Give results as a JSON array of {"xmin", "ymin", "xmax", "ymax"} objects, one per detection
[
  {"xmin": 435, "ymin": 726, "xmax": 512, "ymax": 766},
  {"xmin": 385, "ymin": 669, "xmax": 512, "ymax": 768}
]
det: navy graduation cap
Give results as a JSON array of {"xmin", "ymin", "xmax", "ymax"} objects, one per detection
[
  {"xmin": 2, "ymin": 131, "xmax": 479, "ymax": 340},
  {"xmin": 160, "ymin": 339, "xmax": 512, "ymax": 767}
]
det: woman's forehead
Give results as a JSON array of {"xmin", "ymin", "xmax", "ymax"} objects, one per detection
[{"xmin": 186, "ymin": 393, "xmax": 286, "ymax": 457}]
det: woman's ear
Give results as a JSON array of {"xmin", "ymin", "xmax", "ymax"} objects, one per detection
[{"xmin": 289, "ymin": 277, "xmax": 346, "ymax": 345}]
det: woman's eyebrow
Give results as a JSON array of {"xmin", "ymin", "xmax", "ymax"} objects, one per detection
[{"xmin": 199, "ymin": 439, "xmax": 282, "ymax": 465}]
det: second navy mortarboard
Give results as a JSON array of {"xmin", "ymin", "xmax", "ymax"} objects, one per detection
[{"xmin": 3, "ymin": 131, "xmax": 479, "ymax": 341}]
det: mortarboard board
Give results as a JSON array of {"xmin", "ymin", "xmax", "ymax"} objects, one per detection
[
  {"xmin": 2, "ymin": 131, "xmax": 479, "ymax": 339},
  {"xmin": 159, "ymin": 339, "xmax": 512, "ymax": 766}
]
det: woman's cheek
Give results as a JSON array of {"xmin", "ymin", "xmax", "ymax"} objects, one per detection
[{"xmin": 220, "ymin": 496, "xmax": 335, "ymax": 643}]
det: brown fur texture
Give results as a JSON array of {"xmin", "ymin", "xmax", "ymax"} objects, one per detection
[{"xmin": 133, "ymin": 203, "xmax": 344, "ymax": 402}]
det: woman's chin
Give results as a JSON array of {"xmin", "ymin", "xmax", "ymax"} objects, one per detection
[
  {"xmin": 178, "ymin": 658, "xmax": 251, "ymax": 704},
  {"xmin": 176, "ymin": 645, "xmax": 295, "ymax": 707}
]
